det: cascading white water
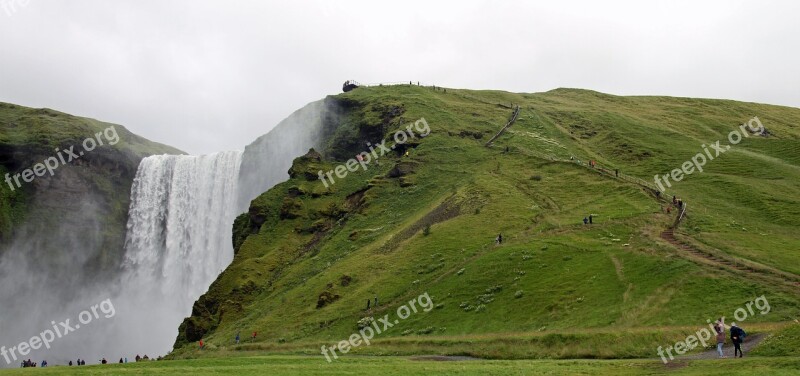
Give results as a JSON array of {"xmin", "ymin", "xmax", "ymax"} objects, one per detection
[
  {"xmin": 114, "ymin": 151, "xmax": 242, "ymax": 356},
  {"xmin": 106, "ymin": 100, "xmax": 330, "ymax": 358}
]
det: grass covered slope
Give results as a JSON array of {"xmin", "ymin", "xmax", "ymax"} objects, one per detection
[
  {"xmin": 0, "ymin": 103, "xmax": 181, "ymax": 156},
  {"xmin": 173, "ymin": 85, "xmax": 800, "ymax": 360}
]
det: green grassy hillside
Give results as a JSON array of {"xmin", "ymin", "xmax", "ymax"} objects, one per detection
[{"xmin": 172, "ymin": 85, "xmax": 800, "ymax": 361}]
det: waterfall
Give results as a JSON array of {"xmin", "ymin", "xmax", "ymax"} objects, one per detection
[
  {"xmin": 0, "ymin": 100, "xmax": 337, "ymax": 367},
  {"xmin": 114, "ymin": 151, "xmax": 242, "ymax": 356},
  {"xmin": 108, "ymin": 99, "xmax": 334, "ymax": 357}
]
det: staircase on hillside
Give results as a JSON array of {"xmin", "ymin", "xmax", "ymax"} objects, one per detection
[{"xmin": 485, "ymin": 105, "xmax": 521, "ymax": 147}]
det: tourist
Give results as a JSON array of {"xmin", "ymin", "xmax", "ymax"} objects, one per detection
[
  {"xmin": 715, "ymin": 318, "xmax": 726, "ymax": 358},
  {"xmin": 730, "ymin": 323, "xmax": 746, "ymax": 358}
]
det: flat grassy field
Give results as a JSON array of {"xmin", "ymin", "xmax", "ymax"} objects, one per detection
[{"xmin": 3, "ymin": 355, "xmax": 800, "ymax": 375}]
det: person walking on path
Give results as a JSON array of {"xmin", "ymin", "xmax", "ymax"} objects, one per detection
[
  {"xmin": 583, "ymin": 217, "xmax": 589, "ymax": 225},
  {"xmin": 715, "ymin": 318, "xmax": 726, "ymax": 358},
  {"xmin": 730, "ymin": 323, "xmax": 746, "ymax": 358},
  {"xmin": 589, "ymin": 214, "xmax": 593, "ymax": 224},
  {"xmin": 235, "ymin": 332, "xmax": 240, "ymax": 344}
]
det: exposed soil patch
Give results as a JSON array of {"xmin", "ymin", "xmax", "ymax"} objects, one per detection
[{"xmin": 380, "ymin": 196, "xmax": 463, "ymax": 253}]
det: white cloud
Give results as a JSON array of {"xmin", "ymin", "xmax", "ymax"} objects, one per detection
[{"xmin": 0, "ymin": 0, "xmax": 797, "ymax": 154}]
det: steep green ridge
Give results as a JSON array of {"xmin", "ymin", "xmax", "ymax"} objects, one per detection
[
  {"xmin": 0, "ymin": 101, "xmax": 183, "ymax": 272},
  {"xmin": 173, "ymin": 86, "xmax": 800, "ymax": 359}
]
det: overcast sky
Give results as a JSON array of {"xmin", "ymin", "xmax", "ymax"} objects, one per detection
[{"xmin": 1, "ymin": 0, "xmax": 798, "ymax": 155}]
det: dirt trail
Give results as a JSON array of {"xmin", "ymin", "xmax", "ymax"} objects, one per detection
[
  {"xmin": 660, "ymin": 229, "xmax": 750, "ymax": 274},
  {"xmin": 660, "ymin": 228, "xmax": 800, "ymax": 290},
  {"xmin": 679, "ymin": 333, "xmax": 766, "ymax": 360}
]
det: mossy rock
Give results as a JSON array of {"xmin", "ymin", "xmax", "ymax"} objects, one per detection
[
  {"xmin": 288, "ymin": 148, "xmax": 324, "ymax": 181},
  {"xmin": 316, "ymin": 291, "xmax": 340, "ymax": 309},
  {"xmin": 399, "ymin": 176, "xmax": 416, "ymax": 187},
  {"xmin": 319, "ymin": 202, "xmax": 346, "ymax": 219},
  {"xmin": 181, "ymin": 316, "xmax": 212, "ymax": 343},
  {"xmin": 279, "ymin": 197, "xmax": 303, "ymax": 220},
  {"xmin": 297, "ymin": 219, "xmax": 332, "ymax": 234},
  {"xmin": 248, "ymin": 201, "xmax": 274, "ymax": 227},
  {"xmin": 387, "ymin": 160, "xmax": 419, "ymax": 178}
]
